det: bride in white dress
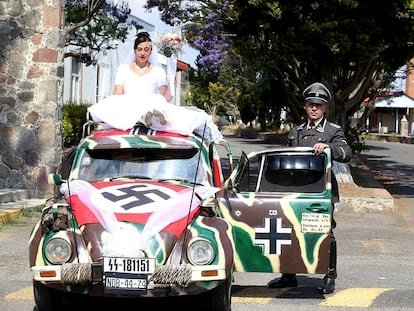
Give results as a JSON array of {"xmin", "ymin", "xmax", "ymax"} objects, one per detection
[{"xmin": 88, "ymin": 31, "xmax": 222, "ymax": 143}]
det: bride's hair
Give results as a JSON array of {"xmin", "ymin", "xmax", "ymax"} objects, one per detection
[
  {"xmin": 126, "ymin": 31, "xmax": 161, "ymax": 67},
  {"xmin": 134, "ymin": 31, "xmax": 152, "ymax": 49}
]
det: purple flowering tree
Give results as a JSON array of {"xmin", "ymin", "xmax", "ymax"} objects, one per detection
[{"xmin": 146, "ymin": 0, "xmax": 414, "ymax": 133}]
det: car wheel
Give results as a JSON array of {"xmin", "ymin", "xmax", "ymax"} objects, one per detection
[
  {"xmin": 204, "ymin": 276, "xmax": 232, "ymax": 311},
  {"xmin": 33, "ymin": 280, "xmax": 62, "ymax": 311}
]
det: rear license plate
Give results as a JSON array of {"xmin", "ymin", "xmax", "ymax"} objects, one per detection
[
  {"xmin": 103, "ymin": 257, "xmax": 155, "ymax": 274},
  {"xmin": 104, "ymin": 272, "xmax": 148, "ymax": 295}
]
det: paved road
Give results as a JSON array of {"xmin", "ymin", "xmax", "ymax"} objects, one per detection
[
  {"xmin": 1, "ymin": 137, "xmax": 413, "ymax": 310},
  {"xmin": 358, "ymin": 140, "xmax": 414, "ymax": 198}
]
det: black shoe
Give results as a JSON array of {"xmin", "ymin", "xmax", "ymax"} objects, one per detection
[
  {"xmin": 267, "ymin": 274, "xmax": 298, "ymax": 288},
  {"xmin": 318, "ymin": 275, "xmax": 335, "ymax": 294}
]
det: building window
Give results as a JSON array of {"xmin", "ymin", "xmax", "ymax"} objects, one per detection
[
  {"xmin": 71, "ymin": 58, "xmax": 81, "ymax": 104},
  {"xmin": 96, "ymin": 64, "xmax": 100, "ymax": 104}
]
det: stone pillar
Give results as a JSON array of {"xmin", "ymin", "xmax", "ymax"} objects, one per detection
[
  {"xmin": 0, "ymin": 0, "xmax": 64, "ymax": 198},
  {"xmin": 400, "ymin": 115, "xmax": 408, "ymax": 136}
]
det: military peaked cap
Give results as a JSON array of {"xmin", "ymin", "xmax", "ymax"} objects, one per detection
[{"xmin": 302, "ymin": 82, "xmax": 332, "ymax": 104}]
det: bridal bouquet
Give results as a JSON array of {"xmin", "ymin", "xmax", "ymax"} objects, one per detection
[{"xmin": 155, "ymin": 32, "xmax": 183, "ymax": 57}]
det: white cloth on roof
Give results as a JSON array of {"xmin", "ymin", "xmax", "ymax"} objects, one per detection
[{"xmin": 87, "ymin": 93, "xmax": 223, "ymax": 143}]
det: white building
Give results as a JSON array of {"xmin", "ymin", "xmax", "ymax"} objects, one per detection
[{"xmin": 63, "ymin": 14, "xmax": 189, "ymax": 106}]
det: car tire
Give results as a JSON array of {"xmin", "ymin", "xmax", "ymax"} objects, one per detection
[
  {"xmin": 33, "ymin": 280, "xmax": 62, "ymax": 311},
  {"xmin": 204, "ymin": 275, "xmax": 232, "ymax": 311}
]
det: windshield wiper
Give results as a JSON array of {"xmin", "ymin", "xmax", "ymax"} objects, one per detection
[
  {"xmin": 158, "ymin": 178, "xmax": 204, "ymax": 186},
  {"xmin": 109, "ymin": 175, "xmax": 152, "ymax": 181}
]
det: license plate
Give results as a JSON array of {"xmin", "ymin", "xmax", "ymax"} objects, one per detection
[
  {"xmin": 103, "ymin": 257, "xmax": 155, "ymax": 274},
  {"xmin": 104, "ymin": 273, "xmax": 148, "ymax": 295}
]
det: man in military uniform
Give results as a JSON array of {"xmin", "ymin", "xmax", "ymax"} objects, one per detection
[{"xmin": 267, "ymin": 82, "xmax": 353, "ymax": 294}]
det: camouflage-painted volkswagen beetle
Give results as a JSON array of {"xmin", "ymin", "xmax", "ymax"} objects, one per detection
[
  {"xmin": 29, "ymin": 122, "xmax": 333, "ymax": 310},
  {"xmin": 217, "ymin": 147, "xmax": 333, "ymax": 275},
  {"xmin": 29, "ymin": 125, "xmax": 235, "ymax": 311}
]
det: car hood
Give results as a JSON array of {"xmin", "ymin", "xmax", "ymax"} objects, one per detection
[{"xmin": 60, "ymin": 180, "xmax": 219, "ymax": 256}]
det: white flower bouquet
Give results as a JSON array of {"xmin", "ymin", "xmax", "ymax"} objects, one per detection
[{"xmin": 154, "ymin": 32, "xmax": 183, "ymax": 57}]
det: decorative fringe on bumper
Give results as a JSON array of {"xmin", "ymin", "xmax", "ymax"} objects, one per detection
[{"xmin": 60, "ymin": 262, "xmax": 193, "ymax": 287}]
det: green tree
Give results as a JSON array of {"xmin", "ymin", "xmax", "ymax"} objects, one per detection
[
  {"xmin": 64, "ymin": 0, "xmax": 142, "ymax": 65},
  {"xmin": 208, "ymin": 81, "xmax": 240, "ymax": 117},
  {"xmin": 227, "ymin": 0, "xmax": 414, "ymax": 128},
  {"xmin": 62, "ymin": 103, "xmax": 90, "ymax": 147},
  {"xmin": 146, "ymin": 0, "xmax": 414, "ymax": 132}
]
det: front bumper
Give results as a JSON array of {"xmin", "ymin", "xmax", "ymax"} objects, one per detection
[{"xmin": 31, "ymin": 262, "xmax": 226, "ymax": 286}]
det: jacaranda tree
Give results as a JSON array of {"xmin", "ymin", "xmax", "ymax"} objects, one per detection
[{"xmin": 145, "ymin": 0, "xmax": 414, "ymax": 132}]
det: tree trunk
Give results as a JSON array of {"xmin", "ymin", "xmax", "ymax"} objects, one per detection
[{"xmin": 332, "ymin": 161, "xmax": 354, "ymax": 184}]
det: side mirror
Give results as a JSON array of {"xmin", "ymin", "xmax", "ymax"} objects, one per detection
[
  {"xmin": 223, "ymin": 178, "xmax": 234, "ymax": 191},
  {"xmin": 48, "ymin": 174, "xmax": 66, "ymax": 185},
  {"xmin": 199, "ymin": 198, "xmax": 219, "ymax": 217}
]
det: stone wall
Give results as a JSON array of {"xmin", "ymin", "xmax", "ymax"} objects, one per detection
[{"xmin": 0, "ymin": 0, "xmax": 64, "ymax": 198}]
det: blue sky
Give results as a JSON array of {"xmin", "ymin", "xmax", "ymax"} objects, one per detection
[{"xmin": 128, "ymin": 0, "xmax": 199, "ymax": 67}]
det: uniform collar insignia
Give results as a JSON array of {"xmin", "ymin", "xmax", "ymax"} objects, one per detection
[{"xmin": 315, "ymin": 118, "xmax": 327, "ymax": 132}]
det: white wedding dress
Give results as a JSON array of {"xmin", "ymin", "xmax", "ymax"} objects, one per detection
[
  {"xmin": 87, "ymin": 93, "xmax": 223, "ymax": 143},
  {"xmin": 88, "ymin": 47, "xmax": 223, "ymax": 143}
]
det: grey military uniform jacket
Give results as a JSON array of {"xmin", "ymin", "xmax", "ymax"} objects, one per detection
[
  {"xmin": 287, "ymin": 118, "xmax": 352, "ymax": 162},
  {"xmin": 287, "ymin": 118, "xmax": 353, "ymax": 202}
]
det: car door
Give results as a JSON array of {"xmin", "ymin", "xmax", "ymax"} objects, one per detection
[{"xmin": 218, "ymin": 147, "xmax": 332, "ymax": 275}]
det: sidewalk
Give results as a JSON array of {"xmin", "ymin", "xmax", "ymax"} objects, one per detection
[{"xmin": 334, "ymin": 155, "xmax": 394, "ymax": 213}]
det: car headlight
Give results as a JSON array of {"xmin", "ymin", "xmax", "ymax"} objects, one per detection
[
  {"xmin": 187, "ymin": 239, "xmax": 215, "ymax": 265},
  {"xmin": 44, "ymin": 237, "xmax": 71, "ymax": 264}
]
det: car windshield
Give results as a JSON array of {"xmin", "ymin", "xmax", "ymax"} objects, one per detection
[{"xmin": 76, "ymin": 148, "xmax": 207, "ymax": 184}]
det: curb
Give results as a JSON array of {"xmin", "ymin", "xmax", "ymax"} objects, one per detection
[
  {"xmin": 336, "ymin": 195, "xmax": 394, "ymax": 213},
  {"xmin": 0, "ymin": 207, "xmax": 24, "ymax": 223},
  {"xmin": 0, "ymin": 198, "xmax": 45, "ymax": 224},
  {"xmin": 337, "ymin": 180, "xmax": 394, "ymax": 213},
  {"xmin": 0, "ymin": 188, "xmax": 30, "ymax": 203}
]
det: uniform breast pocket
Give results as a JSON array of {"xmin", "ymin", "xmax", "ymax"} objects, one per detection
[{"xmin": 317, "ymin": 136, "xmax": 329, "ymax": 143}]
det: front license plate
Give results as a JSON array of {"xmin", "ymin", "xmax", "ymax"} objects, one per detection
[
  {"xmin": 103, "ymin": 257, "xmax": 155, "ymax": 274},
  {"xmin": 104, "ymin": 273, "xmax": 148, "ymax": 295}
]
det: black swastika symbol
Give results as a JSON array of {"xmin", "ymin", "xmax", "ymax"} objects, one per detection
[{"xmin": 102, "ymin": 185, "xmax": 171, "ymax": 210}]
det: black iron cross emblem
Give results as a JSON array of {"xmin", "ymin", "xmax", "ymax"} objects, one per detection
[{"xmin": 255, "ymin": 218, "xmax": 292, "ymax": 255}]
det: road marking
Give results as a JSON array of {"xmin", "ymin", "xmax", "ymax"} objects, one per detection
[
  {"xmin": 233, "ymin": 297, "xmax": 273, "ymax": 304},
  {"xmin": 319, "ymin": 288, "xmax": 393, "ymax": 307},
  {"xmin": 5, "ymin": 285, "xmax": 394, "ymax": 308},
  {"xmin": 5, "ymin": 286, "xmax": 33, "ymax": 300},
  {"xmin": 232, "ymin": 286, "xmax": 289, "ymax": 304},
  {"xmin": 362, "ymin": 241, "xmax": 400, "ymax": 253}
]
